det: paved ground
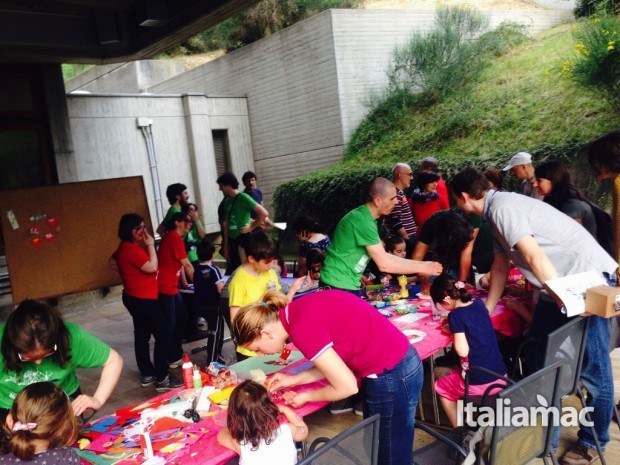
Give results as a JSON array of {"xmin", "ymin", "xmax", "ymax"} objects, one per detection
[{"xmin": 69, "ymin": 300, "xmax": 619, "ymax": 463}]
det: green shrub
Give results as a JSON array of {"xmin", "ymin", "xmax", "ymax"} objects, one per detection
[
  {"xmin": 575, "ymin": 0, "xmax": 618, "ymax": 18},
  {"xmin": 169, "ymin": 0, "xmax": 364, "ymax": 54},
  {"xmin": 475, "ymin": 22, "xmax": 530, "ymax": 58},
  {"xmin": 559, "ymin": 9, "xmax": 620, "ymax": 107},
  {"xmin": 388, "ymin": 7, "xmax": 490, "ymax": 103}
]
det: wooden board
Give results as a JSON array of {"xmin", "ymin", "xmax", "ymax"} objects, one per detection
[{"xmin": 0, "ymin": 176, "xmax": 151, "ymax": 304}]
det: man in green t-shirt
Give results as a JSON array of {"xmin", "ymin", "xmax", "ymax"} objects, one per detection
[
  {"xmin": 217, "ymin": 172, "xmax": 269, "ymax": 274},
  {"xmin": 157, "ymin": 183, "xmax": 189, "ymax": 236},
  {"xmin": 320, "ymin": 177, "xmax": 443, "ymax": 292}
]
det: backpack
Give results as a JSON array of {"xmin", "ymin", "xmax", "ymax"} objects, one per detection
[{"xmin": 586, "ymin": 200, "xmax": 614, "ymax": 257}]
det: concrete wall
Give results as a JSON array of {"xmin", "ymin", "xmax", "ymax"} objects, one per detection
[
  {"xmin": 529, "ymin": 0, "xmax": 576, "ymax": 11},
  {"xmin": 149, "ymin": 10, "xmax": 343, "ymax": 209},
  {"xmin": 331, "ymin": 8, "xmax": 575, "ymax": 143},
  {"xmin": 150, "ymin": 8, "xmax": 573, "ymax": 210},
  {"xmin": 65, "ymin": 60, "xmax": 186, "ymax": 94},
  {"xmin": 65, "ymin": 93, "xmax": 254, "ymax": 233}
]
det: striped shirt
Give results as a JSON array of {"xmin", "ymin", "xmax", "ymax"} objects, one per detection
[{"xmin": 385, "ymin": 188, "xmax": 417, "ymax": 238}]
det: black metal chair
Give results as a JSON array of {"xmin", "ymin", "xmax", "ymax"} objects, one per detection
[
  {"xmin": 512, "ymin": 317, "xmax": 606, "ymax": 465},
  {"xmin": 298, "ymin": 414, "xmax": 380, "ymax": 465},
  {"xmin": 413, "ymin": 362, "xmax": 563, "ymax": 465}
]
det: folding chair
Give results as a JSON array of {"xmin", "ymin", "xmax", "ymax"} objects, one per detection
[
  {"xmin": 413, "ymin": 362, "xmax": 563, "ymax": 465},
  {"xmin": 298, "ymin": 414, "xmax": 380, "ymax": 465}
]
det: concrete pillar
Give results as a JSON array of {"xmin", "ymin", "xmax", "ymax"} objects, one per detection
[
  {"xmin": 181, "ymin": 93, "xmax": 221, "ymax": 230},
  {"xmin": 43, "ymin": 64, "xmax": 77, "ymax": 183}
]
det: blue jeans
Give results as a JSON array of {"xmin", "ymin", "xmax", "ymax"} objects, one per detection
[
  {"xmin": 528, "ymin": 298, "xmax": 613, "ymax": 450},
  {"xmin": 362, "ymin": 347, "xmax": 423, "ymax": 465}
]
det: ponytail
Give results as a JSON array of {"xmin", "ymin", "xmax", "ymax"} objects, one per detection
[
  {"xmin": 6, "ymin": 382, "xmax": 77, "ymax": 461},
  {"xmin": 430, "ymin": 274, "xmax": 472, "ymax": 304},
  {"xmin": 233, "ymin": 290, "xmax": 288, "ymax": 346}
]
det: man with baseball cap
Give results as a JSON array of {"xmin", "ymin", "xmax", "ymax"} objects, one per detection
[{"xmin": 502, "ymin": 151, "xmax": 543, "ymax": 200}]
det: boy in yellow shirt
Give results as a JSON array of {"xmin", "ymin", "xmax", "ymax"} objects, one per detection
[{"xmin": 229, "ymin": 231, "xmax": 281, "ymax": 360}]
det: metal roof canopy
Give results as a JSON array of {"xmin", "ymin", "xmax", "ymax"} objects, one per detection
[{"xmin": 0, "ymin": 0, "xmax": 260, "ymax": 64}]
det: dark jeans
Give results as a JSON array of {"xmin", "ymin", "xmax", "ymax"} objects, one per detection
[
  {"xmin": 122, "ymin": 293, "xmax": 170, "ymax": 381},
  {"xmin": 158, "ymin": 293, "xmax": 188, "ymax": 363},
  {"xmin": 362, "ymin": 346, "xmax": 423, "ymax": 465},
  {"xmin": 527, "ymin": 298, "xmax": 613, "ymax": 450},
  {"xmin": 225, "ymin": 234, "xmax": 248, "ymax": 275}
]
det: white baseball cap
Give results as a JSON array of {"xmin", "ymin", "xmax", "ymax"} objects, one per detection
[{"xmin": 502, "ymin": 152, "xmax": 532, "ymax": 171}]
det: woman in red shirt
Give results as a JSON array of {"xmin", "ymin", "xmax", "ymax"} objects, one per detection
[
  {"xmin": 111, "ymin": 214, "xmax": 178, "ymax": 391},
  {"xmin": 411, "ymin": 171, "xmax": 448, "ymax": 231},
  {"xmin": 157, "ymin": 212, "xmax": 194, "ymax": 370}
]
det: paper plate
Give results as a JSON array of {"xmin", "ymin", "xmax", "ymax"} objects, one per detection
[{"xmin": 402, "ymin": 329, "xmax": 426, "ymax": 343}]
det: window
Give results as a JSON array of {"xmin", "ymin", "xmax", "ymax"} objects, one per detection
[{"xmin": 212, "ymin": 129, "xmax": 230, "ymax": 175}]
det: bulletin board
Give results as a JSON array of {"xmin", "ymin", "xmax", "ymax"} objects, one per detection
[{"xmin": 0, "ymin": 176, "xmax": 151, "ymax": 304}]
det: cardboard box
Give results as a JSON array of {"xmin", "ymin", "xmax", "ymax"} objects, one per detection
[{"xmin": 585, "ymin": 285, "xmax": 620, "ymax": 318}]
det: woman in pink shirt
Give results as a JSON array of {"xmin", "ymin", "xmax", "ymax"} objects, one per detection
[{"xmin": 233, "ymin": 289, "xmax": 423, "ymax": 465}]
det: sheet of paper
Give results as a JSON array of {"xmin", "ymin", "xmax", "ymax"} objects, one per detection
[
  {"xmin": 393, "ymin": 312, "xmax": 427, "ymax": 324},
  {"xmin": 544, "ymin": 270, "xmax": 607, "ymax": 317},
  {"xmin": 274, "ymin": 222, "xmax": 287, "ymax": 230}
]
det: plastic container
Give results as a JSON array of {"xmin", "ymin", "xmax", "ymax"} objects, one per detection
[
  {"xmin": 182, "ymin": 354, "xmax": 193, "ymax": 389},
  {"xmin": 193, "ymin": 365, "xmax": 203, "ymax": 389}
]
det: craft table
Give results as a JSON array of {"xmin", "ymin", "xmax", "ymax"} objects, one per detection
[{"xmin": 76, "ymin": 357, "xmax": 328, "ymax": 465}]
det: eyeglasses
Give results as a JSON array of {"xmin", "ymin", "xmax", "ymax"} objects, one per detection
[
  {"xmin": 133, "ymin": 224, "xmax": 145, "ymax": 231},
  {"xmin": 18, "ymin": 344, "xmax": 57, "ymax": 362}
]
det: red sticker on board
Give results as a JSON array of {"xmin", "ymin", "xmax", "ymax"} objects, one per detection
[
  {"xmin": 47, "ymin": 218, "xmax": 57, "ymax": 227},
  {"xmin": 31, "ymin": 238, "xmax": 42, "ymax": 247},
  {"xmin": 44, "ymin": 232, "xmax": 54, "ymax": 242}
]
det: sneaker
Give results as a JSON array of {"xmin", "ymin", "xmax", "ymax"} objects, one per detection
[
  {"xmin": 140, "ymin": 375, "xmax": 157, "ymax": 387},
  {"xmin": 169, "ymin": 358, "xmax": 184, "ymax": 369},
  {"xmin": 354, "ymin": 399, "xmax": 364, "ymax": 416},
  {"xmin": 155, "ymin": 375, "xmax": 184, "ymax": 392},
  {"xmin": 329, "ymin": 398, "xmax": 354, "ymax": 414},
  {"xmin": 561, "ymin": 443, "xmax": 601, "ymax": 465}
]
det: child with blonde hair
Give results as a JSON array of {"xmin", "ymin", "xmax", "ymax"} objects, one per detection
[
  {"xmin": 217, "ymin": 380, "xmax": 308, "ymax": 464},
  {"xmin": 0, "ymin": 382, "xmax": 79, "ymax": 463}
]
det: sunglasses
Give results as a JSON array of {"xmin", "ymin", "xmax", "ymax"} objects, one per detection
[{"xmin": 18, "ymin": 344, "xmax": 57, "ymax": 362}]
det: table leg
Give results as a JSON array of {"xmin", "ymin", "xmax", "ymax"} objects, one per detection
[
  {"xmin": 428, "ymin": 353, "xmax": 440, "ymax": 425},
  {"xmin": 417, "ymin": 386, "xmax": 426, "ymax": 422}
]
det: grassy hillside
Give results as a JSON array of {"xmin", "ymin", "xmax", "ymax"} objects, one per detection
[{"xmin": 344, "ymin": 24, "xmax": 620, "ymax": 166}]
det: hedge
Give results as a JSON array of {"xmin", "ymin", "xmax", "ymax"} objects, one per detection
[{"xmin": 272, "ymin": 138, "xmax": 612, "ymax": 249}]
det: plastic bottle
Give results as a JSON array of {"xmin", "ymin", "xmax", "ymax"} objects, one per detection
[
  {"xmin": 193, "ymin": 365, "xmax": 203, "ymax": 389},
  {"xmin": 182, "ymin": 354, "xmax": 193, "ymax": 389}
]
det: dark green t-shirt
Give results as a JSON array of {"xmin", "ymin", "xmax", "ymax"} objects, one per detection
[
  {"xmin": 221, "ymin": 193, "xmax": 258, "ymax": 239},
  {"xmin": 321, "ymin": 205, "xmax": 380, "ymax": 290}
]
